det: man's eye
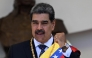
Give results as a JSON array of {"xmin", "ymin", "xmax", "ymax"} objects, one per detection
[
  {"xmin": 31, "ymin": 20, "xmax": 38, "ymax": 24},
  {"xmin": 32, "ymin": 22, "xmax": 38, "ymax": 24},
  {"xmin": 42, "ymin": 22, "xmax": 48, "ymax": 24},
  {"xmin": 41, "ymin": 21, "xmax": 48, "ymax": 24}
]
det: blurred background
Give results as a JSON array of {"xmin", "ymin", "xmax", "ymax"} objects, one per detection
[{"xmin": 0, "ymin": 0, "xmax": 92, "ymax": 58}]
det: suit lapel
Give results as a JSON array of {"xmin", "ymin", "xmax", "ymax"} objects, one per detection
[
  {"xmin": 32, "ymin": 40, "xmax": 38, "ymax": 58},
  {"xmin": 24, "ymin": 40, "xmax": 32, "ymax": 58},
  {"xmin": 24, "ymin": 40, "xmax": 38, "ymax": 58},
  {"xmin": 52, "ymin": 38, "xmax": 54, "ymax": 44}
]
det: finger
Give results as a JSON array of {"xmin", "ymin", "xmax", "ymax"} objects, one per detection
[{"xmin": 54, "ymin": 35, "xmax": 58, "ymax": 43}]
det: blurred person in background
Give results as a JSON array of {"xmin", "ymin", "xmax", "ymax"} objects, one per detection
[{"xmin": 0, "ymin": 0, "xmax": 35, "ymax": 57}]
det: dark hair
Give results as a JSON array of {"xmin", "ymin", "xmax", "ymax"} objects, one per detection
[{"xmin": 30, "ymin": 3, "xmax": 55, "ymax": 22}]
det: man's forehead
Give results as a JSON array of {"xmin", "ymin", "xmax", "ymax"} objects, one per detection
[
  {"xmin": 32, "ymin": 13, "xmax": 49, "ymax": 17},
  {"xmin": 32, "ymin": 20, "xmax": 49, "ymax": 22},
  {"xmin": 32, "ymin": 13, "xmax": 50, "ymax": 22}
]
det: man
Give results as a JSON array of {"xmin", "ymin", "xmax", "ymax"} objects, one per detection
[{"xmin": 8, "ymin": 3, "xmax": 81, "ymax": 58}]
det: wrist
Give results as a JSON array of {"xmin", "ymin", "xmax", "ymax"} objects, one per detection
[{"xmin": 62, "ymin": 43, "xmax": 70, "ymax": 52}]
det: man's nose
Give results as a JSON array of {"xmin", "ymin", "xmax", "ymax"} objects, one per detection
[{"xmin": 37, "ymin": 23, "xmax": 43, "ymax": 30}]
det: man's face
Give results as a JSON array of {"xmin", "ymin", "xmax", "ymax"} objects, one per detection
[{"xmin": 31, "ymin": 13, "xmax": 55, "ymax": 43}]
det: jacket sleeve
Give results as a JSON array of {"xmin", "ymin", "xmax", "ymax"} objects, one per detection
[{"xmin": 65, "ymin": 46, "xmax": 81, "ymax": 58}]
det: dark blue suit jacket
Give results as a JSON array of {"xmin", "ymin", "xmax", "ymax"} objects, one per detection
[{"xmin": 8, "ymin": 40, "xmax": 80, "ymax": 58}]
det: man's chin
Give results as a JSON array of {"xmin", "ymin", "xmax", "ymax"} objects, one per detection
[
  {"xmin": 34, "ymin": 34, "xmax": 45, "ymax": 42},
  {"xmin": 35, "ymin": 38, "xmax": 45, "ymax": 43}
]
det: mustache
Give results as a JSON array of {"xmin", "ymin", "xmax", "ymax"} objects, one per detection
[{"xmin": 35, "ymin": 29, "xmax": 45, "ymax": 34}]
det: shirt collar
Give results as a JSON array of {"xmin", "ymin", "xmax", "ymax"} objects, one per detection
[{"xmin": 34, "ymin": 34, "xmax": 53, "ymax": 48}]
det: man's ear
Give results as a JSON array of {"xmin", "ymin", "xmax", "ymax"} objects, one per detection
[{"xmin": 52, "ymin": 19, "xmax": 56, "ymax": 31}]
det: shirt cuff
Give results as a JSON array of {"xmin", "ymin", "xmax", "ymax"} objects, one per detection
[{"xmin": 62, "ymin": 47, "xmax": 72, "ymax": 57}]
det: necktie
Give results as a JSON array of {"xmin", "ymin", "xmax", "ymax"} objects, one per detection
[{"xmin": 38, "ymin": 44, "xmax": 47, "ymax": 57}]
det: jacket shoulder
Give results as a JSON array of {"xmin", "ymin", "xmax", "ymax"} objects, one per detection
[
  {"xmin": 11, "ymin": 40, "xmax": 30, "ymax": 49},
  {"xmin": 69, "ymin": 46, "xmax": 81, "ymax": 58}
]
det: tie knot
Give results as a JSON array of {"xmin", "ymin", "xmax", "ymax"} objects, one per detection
[{"xmin": 38, "ymin": 44, "xmax": 47, "ymax": 50}]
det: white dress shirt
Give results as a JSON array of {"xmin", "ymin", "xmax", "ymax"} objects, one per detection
[{"xmin": 33, "ymin": 35, "xmax": 72, "ymax": 58}]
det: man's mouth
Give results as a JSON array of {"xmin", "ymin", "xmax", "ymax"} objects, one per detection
[
  {"xmin": 35, "ymin": 29, "xmax": 45, "ymax": 35},
  {"xmin": 36, "ymin": 32, "xmax": 44, "ymax": 35}
]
